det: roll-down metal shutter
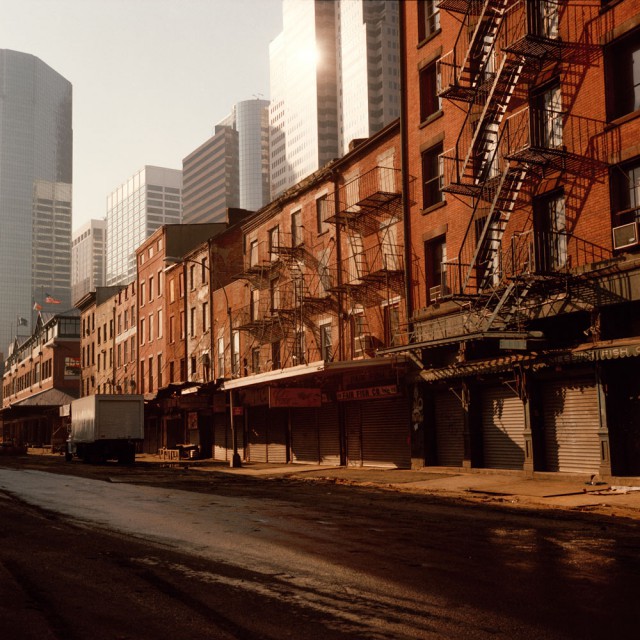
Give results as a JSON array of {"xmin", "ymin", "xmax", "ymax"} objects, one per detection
[
  {"xmin": 267, "ymin": 409, "xmax": 288, "ymax": 464},
  {"xmin": 213, "ymin": 414, "xmax": 227, "ymax": 461},
  {"xmin": 318, "ymin": 404, "xmax": 341, "ymax": 465},
  {"xmin": 345, "ymin": 403, "xmax": 362, "ymax": 467},
  {"xmin": 434, "ymin": 390, "xmax": 464, "ymax": 467},
  {"xmin": 291, "ymin": 408, "xmax": 319, "ymax": 463},
  {"xmin": 542, "ymin": 379, "xmax": 601, "ymax": 473},
  {"xmin": 481, "ymin": 385, "xmax": 526, "ymax": 470},
  {"xmin": 247, "ymin": 407, "xmax": 267, "ymax": 462},
  {"xmin": 361, "ymin": 398, "xmax": 411, "ymax": 468}
]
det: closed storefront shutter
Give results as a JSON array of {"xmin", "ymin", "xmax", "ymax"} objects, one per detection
[
  {"xmin": 481, "ymin": 385, "xmax": 526, "ymax": 470},
  {"xmin": 291, "ymin": 408, "xmax": 319, "ymax": 464},
  {"xmin": 542, "ymin": 378, "xmax": 601, "ymax": 473},
  {"xmin": 345, "ymin": 403, "xmax": 362, "ymax": 467},
  {"xmin": 247, "ymin": 407, "xmax": 267, "ymax": 462},
  {"xmin": 213, "ymin": 414, "xmax": 227, "ymax": 461},
  {"xmin": 267, "ymin": 409, "xmax": 288, "ymax": 464},
  {"xmin": 318, "ymin": 404, "xmax": 340, "ymax": 465},
  {"xmin": 361, "ymin": 398, "xmax": 411, "ymax": 469},
  {"xmin": 434, "ymin": 390, "xmax": 464, "ymax": 467}
]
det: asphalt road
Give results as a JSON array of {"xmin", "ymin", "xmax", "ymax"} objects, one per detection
[{"xmin": 0, "ymin": 456, "xmax": 639, "ymax": 639}]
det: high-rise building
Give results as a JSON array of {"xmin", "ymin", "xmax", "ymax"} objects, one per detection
[
  {"xmin": 268, "ymin": 0, "xmax": 399, "ymax": 198},
  {"xmin": 106, "ymin": 165, "xmax": 182, "ymax": 286},
  {"xmin": 71, "ymin": 219, "xmax": 107, "ymax": 304},
  {"xmin": 0, "ymin": 49, "xmax": 72, "ymax": 353},
  {"xmin": 182, "ymin": 99, "xmax": 270, "ymax": 224},
  {"xmin": 32, "ymin": 180, "xmax": 73, "ymax": 309},
  {"xmin": 338, "ymin": 0, "xmax": 401, "ymax": 155}
]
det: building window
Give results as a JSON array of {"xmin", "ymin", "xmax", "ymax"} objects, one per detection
[
  {"xmin": 170, "ymin": 279, "xmax": 175, "ymax": 303},
  {"xmin": 232, "ymin": 331, "xmax": 240, "ymax": 376},
  {"xmin": 157, "ymin": 309, "xmax": 162, "ymax": 339},
  {"xmin": 148, "ymin": 276, "xmax": 154, "ymax": 302},
  {"xmin": 201, "ymin": 258, "xmax": 208, "ymax": 284},
  {"xmin": 291, "ymin": 209, "xmax": 303, "ymax": 246},
  {"xmin": 190, "ymin": 307, "xmax": 196, "ymax": 337},
  {"xmin": 148, "ymin": 313, "xmax": 153, "ymax": 342},
  {"xmin": 425, "ymin": 236, "xmax": 447, "ymax": 304},
  {"xmin": 169, "ymin": 315, "xmax": 175, "ymax": 343},
  {"xmin": 157, "ymin": 354, "xmax": 163, "ymax": 390},
  {"xmin": 180, "ymin": 311, "xmax": 185, "ymax": 339},
  {"xmin": 270, "ymin": 279, "xmax": 280, "ymax": 312},
  {"xmin": 250, "ymin": 288, "xmax": 260, "ymax": 322},
  {"xmin": 294, "ymin": 330, "xmax": 305, "ymax": 364},
  {"xmin": 320, "ymin": 323, "xmax": 332, "ymax": 362},
  {"xmin": 252, "ymin": 347, "xmax": 261, "ymax": 373},
  {"xmin": 418, "ymin": 0, "xmax": 440, "ymax": 42},
  {"xmin": 611, "ymin": 158, "xmax": 640, "ymax": 223},
  {"xmin": 532, "ymin": 81, "xmax": 563, "ymax": 149},
  {"xmin": 383, "ymin": 304, "xmax": 400, "ymax": 348},
  {"xmin": 269, "ymin": 225, "xmax": 280, "ymax": 262},
  {"xmin": 534, "ymin": 190, "xmax": 567, "ymax": 272},
  {"xmin": 606, "ymin": 28, "xmax": 640, "ymax": 120},
  {"xmin": 202, "ymin": 302, "xmax": 208, "ymax": 333},
  {"xmin": 249, "ymin": 239, "xmax": 259, "ymax": 267},
  {"xmin": 421, "ymin": 143, "xmax": 444, "ymax": 210},
  {"xmin": 189, "ymin": 264, "xmax": 195, "ymax": 290},
  {"xmin": 271, "ymin": 340, "xmax": 281, "ymax": 370},
  {"xmin": 140, "ymin": 281, "xmax": 145, "ymax": 306},
  {"xmin": 190, "ymin": 355, "xmax": 197, "ymax": 378},
  {"xmin": 139, "ymin": 318, "xmax": 145, "ymax": 344},
  {"xmin": 316, "ymin": 195, "xmax": 329, "ymax": 234},
  {"xmin": 217, "ymin": 337, "xmax": 225, "ymax": 378},
  {"xmin": 419, "ymin": 61, "xmax": 441, "ymax": 122},
  {"xmin": 148, "ymin": 356, "xmax": 154, "ymax": 391}
]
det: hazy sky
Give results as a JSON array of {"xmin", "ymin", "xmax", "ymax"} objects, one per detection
[{"xmin": 0, "ymin": 0, "xmax": 283, "ymax": 231}]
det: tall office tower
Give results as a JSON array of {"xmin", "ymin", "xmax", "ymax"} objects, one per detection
[
  {"xmin": 269, "ymin": 0, "xmax": 339, "ymax": 199},
  {"xmin": 269, "ymin": 0, "xmax": 399, "ymax": 198},
  {"xmin": 338, "ymin": 0, "xmax": 401, "ymax": 155},
  {"xmin": 106, "ymin": 166, "xmax": 182, "ymax": 286},
  {"xmin": 237, "ymin": 99, "xmax": 271, "ymax": 211},
  {"xmin": 32, "ymin": 180, "xmax": 73, "ymax": 309},
  {"xmin": 71, "ymin": 219, "xmax": 107, "ymax": 304},
  {"xmin": 182, "ymin": 124, "xmax": 239, "ymax": 224},
  {"xmin": 0, "ymin": 49, "xmax": 72, "ymax": 353},
  {"xmin": 182, "ymin": 99, "xmax": 270, "ymax": 224}
]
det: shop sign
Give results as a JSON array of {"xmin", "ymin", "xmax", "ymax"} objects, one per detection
[
  {"xmin": 212, "ymin": 393, "xmax": 226, "ymax": 413},
  {"xmin": 178, "ymin": 396, "xmax": 210, "ymax": 410},
  {"xmin": 187, "ymin": 412, "xmax": 198, "ymax": 430},
  {"xmin": 336, "ymin": 384, "xmax": 399, "ymax": 401},
  {"xmin": 554, "ymin": 342, "xmax": 640, "ymax": 364},
  {"xmin": 269, "ymin": 387, "xmax": 322, "ymax": 408},
  {"xmin": 240, "ymin": 387, "xmax": 270, "ymax": 406}
]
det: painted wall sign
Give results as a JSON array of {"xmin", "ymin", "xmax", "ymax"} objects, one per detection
[
  {"xmin": 269, "ymin": 387, "xmax": 322, "ymax": 408},
  {"xmin": 336, "ymin": 384, "xmax": 399, "ymax": 401}
]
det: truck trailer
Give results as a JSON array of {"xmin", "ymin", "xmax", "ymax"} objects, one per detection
[{"xmin": 66, "ymin": 394, "xmax": 144, "ymax": 464}]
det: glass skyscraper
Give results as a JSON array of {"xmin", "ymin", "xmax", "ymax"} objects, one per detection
[
  {"xmin": 0, "ymin": 50, "xmax": 72, "ymax": 354},
  {"xmin": 106, "ymin": 166, "xmax": 182, "ymax": 286},
  {"xmin": 269, "ymin": 0, "xmax": 400, "ymax": 198}
]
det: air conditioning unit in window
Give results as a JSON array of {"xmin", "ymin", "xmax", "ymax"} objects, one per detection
[{"xmin": 612, "ymin": 222, "xmax": 639, "ymax": 250}]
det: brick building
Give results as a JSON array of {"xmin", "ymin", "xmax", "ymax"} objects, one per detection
[
  {"xmin": 1, "ymin": 310, "xmax": 80, "ymax": 450},
  {"xmin": 394, "ymin": 0, "xmax": 640, "ymax": 477},
  {"xmin": 213, "ymin": 120, "xmax": 413, "ymax": 467}
]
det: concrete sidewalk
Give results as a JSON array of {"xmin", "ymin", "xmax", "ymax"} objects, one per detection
[{"xmin": 176, "ymin": 457, "xmax": 640, "ymax": 520}]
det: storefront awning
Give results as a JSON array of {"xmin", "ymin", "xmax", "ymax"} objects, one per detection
[
  {"xmin": 9, "ymin": 388, "xmax": 78, "ymax": 407},
  {"xmin": 220, "ymin": 361, "xmax": 326, "ymax": 390},
  {"xmin": 417, "ymin": 336, "xmax": 640, "ymax": 382},
  {"xmin": 220, "ymin": 356, "xmax": 411, "ymax": 391}
]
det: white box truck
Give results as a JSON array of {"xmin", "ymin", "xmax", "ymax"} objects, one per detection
[{"xmin": 66, "ymin": 394, "xmax": 144, "ymax": 464}]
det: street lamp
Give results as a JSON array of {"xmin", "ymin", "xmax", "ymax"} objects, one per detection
[{"xmin": 164, "ymin": 250, "xmax": 241, "ymax": 468}]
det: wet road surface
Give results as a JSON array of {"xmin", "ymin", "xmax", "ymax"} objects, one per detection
[{"xmin": 0, "ymin": 460, "xmax": 638, "ymax": 639}]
